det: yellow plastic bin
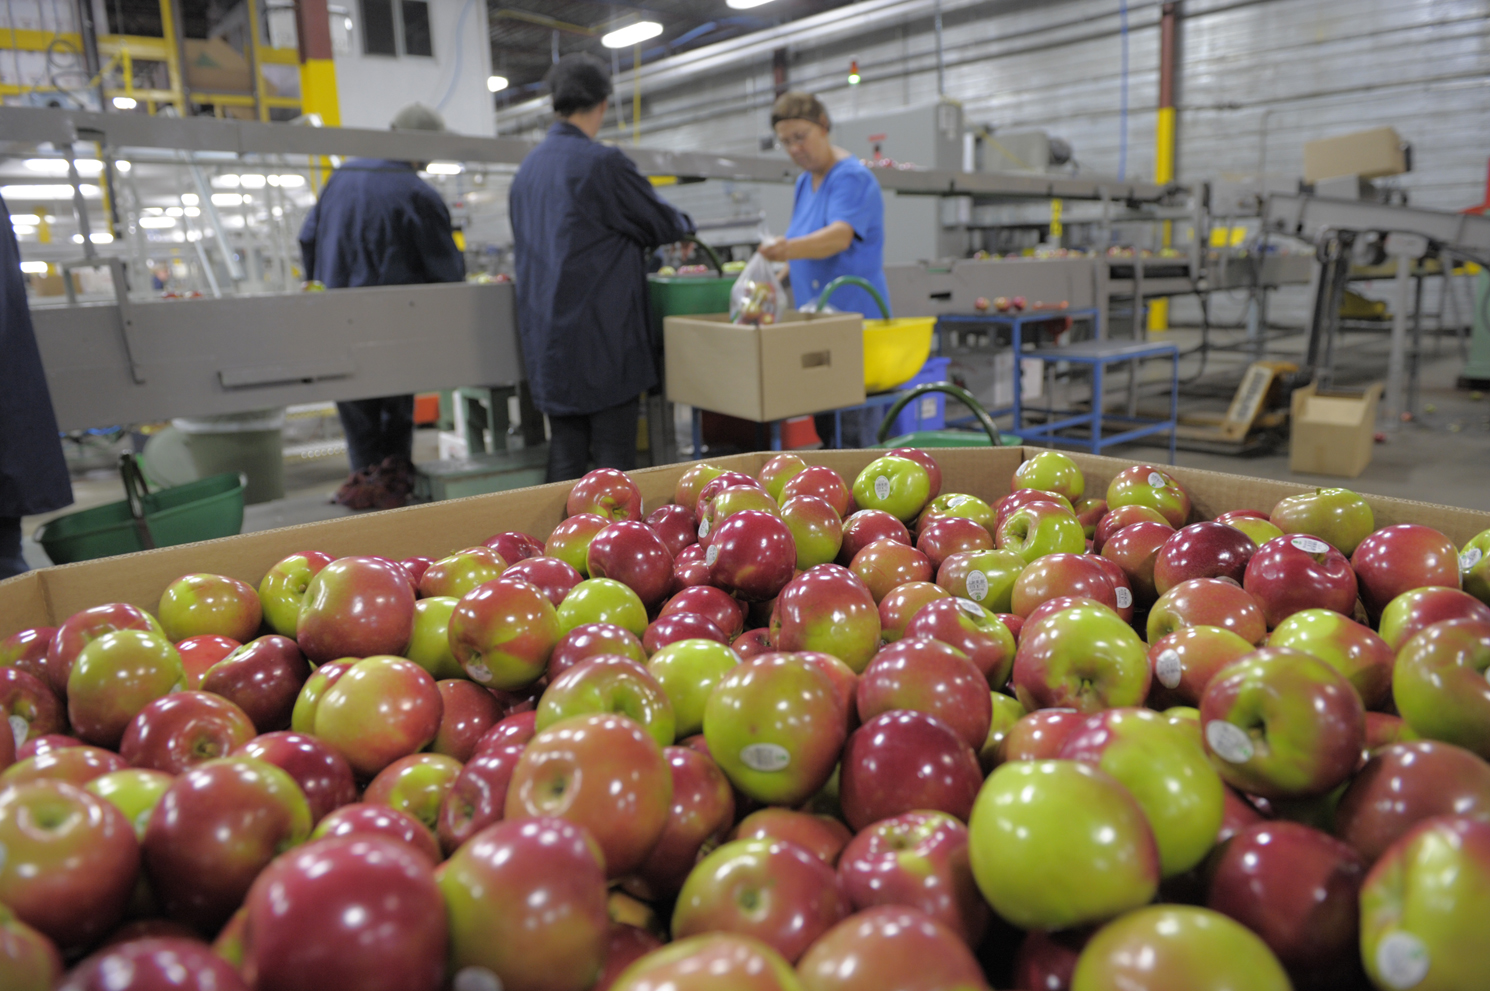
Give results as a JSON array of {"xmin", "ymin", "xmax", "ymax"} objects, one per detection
[{"xmin": 815, "ymin": 276, "xmax": 935, "ymax": 392}]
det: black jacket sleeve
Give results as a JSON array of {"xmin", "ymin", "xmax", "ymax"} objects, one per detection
[
  {"xmin": 408, "ymin": 187, "xmax": 466, "ymax": 284},
  {"xmin": 595, "ymin": 147, "xmax": 696, "ymax": 249}
]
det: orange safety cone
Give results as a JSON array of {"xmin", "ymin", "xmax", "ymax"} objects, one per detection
[{"xmin": 780, "ymin": 415, "xmax": 822, "ymax": 450}]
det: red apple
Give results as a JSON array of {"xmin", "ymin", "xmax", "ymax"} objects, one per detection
[
  {"xmin": 1147, "ymin": 625, "xmax": 1256, "ymax": 707},
  {"xmin": 362, "ymin": 752, "xmax": 462, "ymax": 832},
  {"xmin": 536, "ymin": 655, "xmax": 675, "ymax": 747},
  {"xmin": 759, "ymin": 453, "xmax": 808, "ymax": 501},
  {"xmin": 1013, "ymin": 929, "xmax": 1088, "ymax": 991},
  {"xmin": 1092, "ymin": 504, "xmax": 1170, "ymax": 554},
  {"xmin": 436, "ymin": 743, "xmax": 524, "ymax": 856},
  {"xmin": 506, "ymin": 712, "xmax": 671, "ymax": 878},
  {"xmin": 605, "ymin": 933, "xmax": 799, "ymax": 991},
  {"xmin": 0, "ymin": 745, "xmax": 126, "ymax": 788},
  {"xmin": 694, "ymin": 472, "xmax": 768, "ymax": 522},
  {"xmin": 143, "ymin": 756, "xmax": 312, "ymax": 932},
  {"xmin": 549, "ymin": 622, "xmax": 647, "ymax": 680},
  {"xmin": 1392, "ymin": 619, "xmax": 1490, "ymax": 758},
  {"xmin": 0, "ymin": 666, "xmax": 64, "ymax": 749},
  {"xmin": 850, "ymin": 538, "xmax": 932, "ymax": 603},
  {"xmin": 595, "ymin": 924, "xmax": 664, "ymax": 991},
  {"xmin": 1148, "ymin": 577, "xmax": 1268, "ymax": 646},
  {"xmin": 295, "ymin": 557, "xmax": 416, "ymax": 664},
  {"xmin": 46, "ymin": 603, "xmax": 159, "ymax": 697},
  {"xmin": 901, "ymin": 596, "xmax": 1017, "ymax": 690},
  {"xmin": 1010, "ymin": 552, "xmax": 1117, "ymax": 618},
  {"xmin": 473, "ymin": 710, "xmax": 538, "ymax": 754},
  {"xmin": 200, "ymin": 634, "xmax": 310, "ymax": 733},
  {"xmin": 173, "ymin": 634, "xmax": 239, "ymax": 689},
  {"xmin": 233, "ymin": 731, "xmax": 357, "ymax": 823},
  {"xmin": 781, "ymin": 466, "xmax": 851, "ymax": 518},
  {"xmin": 1100, "ymin": 520, "xmax": 1174, "ymax": 606},
  {"xmin": 996, "ymin": 709, "xmax": 1084, "ymax": 763},
  {"xmin": 545, "ymin": 513, "xmax": 610, "ymax": 576},
  {"xmin": 240, "ymin": 835, "xmax": 445, "ymax": 991},
  {"xmin": 732, "ymin": 628, "xmax": 774, "ymax": 660},
  {"xmin": 1105, "ymin": 464, "xmax": 1192, "ymax": 527},
  {"xmin": 625, "ymin": 745, "xmax": 735, "ymax": 900},
  {"xmin": 0, "ymin": 626, "xmax": 57, "ymax": 687},
  {"xmin": 645, "ymin": 504, "xmax": 698, "ymax": 558},
  {"xmin": 660, "ymin": 586, "xmax": 746, "ymax": 641},
  {"xmin": 837, "ymin": 810, "xmax": 988, "ymax": 945},
  {"xmin": 589, "ymin": 521, "xmax": 676, "ymax": 609},
  {"xmin": 877, "ymin": 580, "xmax": 950, "ymax": 642},
  {"xmin": 644, "ymin": 613, "xmax": 728, "ymax": 654},
  {"xmin": 15, "ymin": 734, "xmax": 82, "ymax": 762},
  {"xmin": 671, "ymin": 543, "xmax": 712, "ymax": 590},
  {"xmin": 837, "ymin": 510, "xmax": 911, "ymax": 566},
  {"xmin": 1074, "ymin": 497, "xmax": 1107, "ymax": 538},
  {"xmin": 731, "ymin": 808, "xmax": 851, "ymax": 866},
  {"xmin": 672, "ymin": 837, "xmax": 850, "ymax": 963},
  {"xmin": 119, "ymin": 691, "xmax": 255, "ymax": 774},
  {"xmin": 502, "ymin": 556, "xmax": 584, "ymax": 606},
  {"xmin": 439, "ymin": 816, "xmax": 609, "ymax": 991},
  {"xmin": 431, "ymin": 679, "xmax": 503, "ymax": 762},
  {"xmin": 781, "ymin": 495, "xmax": 845, "ymax": 570},
  {"xmin": 857, "ymin": 638, "xmax": 991, "ymax": 750},
  {"xmin": 1335, "ymin": 740, "xmax": 1490, "ymax": 863},
  {"xmin": 707, "ymin": 511, "xmax": 797, "ymax": 602},
  {"xmin": 1378, "ymin": 586, "xmax": 1490, "ymax": 652},
  {"xmin": 1244, "ymin": 534, "xmax": 1359, "ymax": 628},
  {"xmin": 796, "ymin": 906, "xmax": 989, "ymax": 991},
  {"xmin": 64, "ymin": 937, "xmax": 250, "ymax": 991},
  {"xmin": 449, "ymin": 577, "xmax": 562, "ymax": 690},
  {"xmin": 0, "ymin": 904, "xmax": 62, "ymax": 990},
  {"xmin": 157, "ymin": 573, "xmax": 262, "ymax": 643},
  {"xmin": 67, "ymin": 630, "xmax": 186, "ymax": 749},
  {"xmin": 311, "ymin": 802, "xmax": 440, "ymax": 863},
  {"xmin": 769, "ymin": 565, "xmax": 881, "ymax": 674},
  {"xmin": 1352, "ymin": 524, "xmax": 1462, "ymax": 618},
  {"xmin": 994, "ymin": 488, "xmax": 1075, "ymax": 533},
  {"xmin": 916, "ymin": 516, "xmax": 993, "ymax": 571},
  {"xmin": 674, "ymin": 462, "xmax": 729, "ymax": 512},
  {"xmin": 485, "ymin": 530, "xmax": 546, "ymax": 564},
  {"xmin": 839, "ymin": 710, "xmax": 982, "ymax": 831},
  {"xmin": 1153, "ymin": 522, "xmax": 1257, "ymax": 596},
  {"xmin": 568, "ymin": 467, "xmax": 643, "ymax": 521},
  {"xmin": 0, "ymin": 780, "xmax": 139, "ymax": 951},
  {"xmin": 311, "ymin": 655, "xmax": 443, "ymax": 779},
  {"xmin": 1266, "ymin": 608, "xmax": 1396, "ymax": 710}
]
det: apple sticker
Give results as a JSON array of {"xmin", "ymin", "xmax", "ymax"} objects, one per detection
[
  {"xmin": 1114, "ymin": 586, "xmax": 1133, "ymax": 610},
  {"xmin": 873, "ymin": 475, "xmax": 891, "ymax": 502},
  {"xmin": 1462, "ymin": 547, "xmax": 1483, "ymax": 574},
  {"xmin": 453, "ymin": 966, "xmax": 504, "ymax": 991},
  {"xmin": 8, "ymin": 714, "xmax": 25, "ymax": 751},
  {"xmin": 705, "ymin": 544, "xmax": 720, "ymax": 567},
  {"xmin": 465, "ymin": 661, "xmax": 493, "ymax": 684},
  {"xmin": 1375, "ymin": 932, "xmax": 1430, "ymax": 990},
  {"xmin": 1147, "ymin": 471, "xmax": 1166, "ymax": 488},
  {"xmin": 698, "ymin": 518, "xmax": 710, "ymax": 539},
  {"xmin": 1290, "ymin": 536, "xmax": 1330, "ymax": 555},
  {"xmin": 739, "ymin": 743, "xmax": 791, "ymax": 772},
  {"xmin": 964, "ymin": 570, "xmax": 989, "ymax": 602},
  {"xmin": 1155, "ymin": 649, "xmax": 1183, "ymax": 689},
  {"xmin": 1205, "ymin": 720, "xmax": 1255, "ymax": 764},
  {"xmin": 955, "ymin": 597, "xmax": 985, "ymax": 619}
]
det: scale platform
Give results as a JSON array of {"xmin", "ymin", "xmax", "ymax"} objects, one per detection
[{"xmin": 414, "ymin": 447, "xmax": 549, "ymax": 502}]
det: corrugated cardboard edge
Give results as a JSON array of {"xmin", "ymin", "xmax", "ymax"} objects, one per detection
[{"xmin": 2, "ymin": 446, "xmax": 1485, "ymax": 637}]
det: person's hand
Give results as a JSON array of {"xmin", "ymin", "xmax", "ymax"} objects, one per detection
[{"xmin": 758, "ymin": 237, "xmax": 790, "ymax": 263}]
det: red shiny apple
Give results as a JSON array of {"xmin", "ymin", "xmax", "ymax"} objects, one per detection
[
  {"xmin": 63, "ymin": 937, "xmax": 250, "ymax": 991},
  {"xmin": 797, "ymin": 907, "xmax": 990, "ymax": 991},
  {"xmin": 45, "ymin": 603, "xmax": 159, "ymax": 697},
  {"xmin": 173, "ymin": 634, "xmax": 239, "ymax": 689},
  {"xmin": 1012, "ymin": 929, "xmax": 1088, "ymax": 991},
  {"xmin": 1100, "ymin": 520, "xmax": 1174, "ymax": 607},
  {"xmin": 67, "ymin": 630, "xmax": 186, "ymax": 749},
  {"xmin": 0, "ymin": 666, "xmax": 64, "ymax": 749},
  {"xmin": 157, "ymin": 573, "xmax": 262, "ymax": 643},
  {"xmin": 837, "ymin": 810, "xmax": 988, "ymax": 945},
  {"xmin": 606, "ymin": 933, "xmax": 799, "ymax": 991},
  {"xmin": 1153, "ymin": 522, "xmax": 1257, "ymax": 596},
  {"xmin": 1092, "ymin": 504, "xmax": 1170, "ymax": 554},
  {"xmin": 778, "ymin": 466, "xmax": 849, "ymax": 518},
  {"xmin": 435, "ymin": 743, "xmax": 523, "ymax": 856},
  {"xmin": 240, "ymin": 835, "xmax": 445, "ymax": 991},
  {"xmin": 1378, "ymin": 586, "xmax": 1490, "ymax": 652},
  {"xmin": 502, "ymin": 556, "xmax": 584, "ymax": 606},
  {"xmin": 732, "ymin": 628, "xmax": 774, "ymax": 660},
  {"xmin": 731, "ymin": 808, "xmax": 851, "ymax": 866},
  {"xmin": 200, "ymin": 634, "xmax": 310, "ymax": 733},
  {"xmin": 1243, "ymin": 534, "xmax": 1359, "ymax": 628},
  {"xmin": 1085, "ymin": 553, "xmax": 1136, "ymax": 624},
  {"xmin": 1334, "ymin": 740, "xmax": 1490, "ymax": 863},
  {"xmin": 1012, "ymin": 604, "xmax": 1150, "ymax": 713},
  {"xmin": 660, "ymin": 586, "xmax": 746, "ymax": 640},
  {"xmin": 311, "ymin": 802, "xmax": 440, "ymax": 863},
  {"xmin": 1148, "ymin": 577, "xmax": 1268, "ymax": 646},
  {"xmin": 568, "ymin": 466, "xmax": 644, "ymax": 521},
  {"xmin": 431, "ymin": 679, "xmax": 503, "ymax": 762},
  {"xmin": 233, "ymin": 731, "xmax": 358, "ymax": 823},
  {"xmin": 1010, "ymin": 552, "xmax": 1117, "ymax": 618},
  {"xmin": 769, "ymin": 565, "xmax": 881, "ymax": 674},
  {"xmin": 997, "ymin": 708, "xmax": 1085, "ymax": 763},
  {"xmin": 850, "ymin": 538, "xmax": 933, "ymax": 603},
  {"xmin": 588, "ymin": 521, "xmax": 675, "ymax": 609},
  {"xmin": 120, "ymin": 691, "xmax": 256, "ymax": 774},
  {"xmin": 548, "ymin": 622, "xmax": 647, "ymax": 680},
  {"xmin": 837, "ymin": 510, "xmax": 911, "ymax": 566},
  {"xmin": 0, "ymin": 625, "xmax": 57, "ymax": 687},
  {"xmin": 1147, "ymin": 625, "xmax": 1256, "ymax": 708},
  {"xmin": 646, "ymin": 503, "xmax": 699, "ymax": 559},
  {"xmin": 644, "ymin": 613, "xmax": 728, "ymax": 654},
  {"xmin": 674, "ymin": 462, "xmax": 729, "ymax": 512},
  {"xmin": 449, "ymin": 577, "xmax": 562, "ymax": 690},
  {"xmin": 857, "ymin": 638, "xmax": 990, "ymax": 750},
  {"xmin": 780, "ymin": 494, "xmax": 845, "ymax": 570},
  {"xmin": 1352, "ymin": 523, "xmax": 1462, "ymax": 618},
  {"xmin": 901, "ymin": 596, "xmax": 1017, "ymax": 690},
  {"xmin": 672, "ymin": 543, "xmax": 712, "ymax": 590},
  {"xmin": 916, "ymin": 516, "xmax": 993, "ymax": 571},
  {"xmin": 625, "ymin": 745, "xmax": 735, "ymax": 900},
  {"xmin": 708, "ymin": 511, "xmax": 798, "ymax": 602},
  {"xmin": 295, "ymin": 557, "xmax": 416, "ymax": 663},
  {"xmin": 0, "ymin": 744, "xmax": 126, "ymax": 788},
  {"xmin": 15, "ymin": 734, "xmax": 81, "ymax": 762},
  {"xmin": 994, "ymin": 487, "xmax": 1075, "ymax": 533},
  {"xmin": 877, "ymin": 580, "xmax": 950, "ymax": 642},
  {"xmin": 545, "ymin": 513, "xmax": 610, "ymax": 577},
  {"xmin": 839, "ymin": 710, "xmax": 982, "ymax": 831},
  {"xmin": 485, "ymin": 530, "xmax": 546, "ymax": 564},
  {"xmin": 595, "ymin": 924, "xmax": 664, "ymax": 991},
  {"xmin": 1266, "ymin": 608, "xmax": 1396, "ymax": 710},
  {"xmin": 694, "ymin": 472, "xmax": 768, "ymax": 522}
]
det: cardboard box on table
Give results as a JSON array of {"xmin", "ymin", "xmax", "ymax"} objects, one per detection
[{"xmin": 4, "ymin": 448, "xmax": 1488, "ymax": 638}]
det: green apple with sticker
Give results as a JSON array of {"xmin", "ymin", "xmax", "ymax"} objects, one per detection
[
  {"xmin": 1457, "ymin": 528, "xmax": 1490, "ymax": 606},
  {"xmin": 851, "ymin": 456, "xmax": 932, "ymax": 524}
]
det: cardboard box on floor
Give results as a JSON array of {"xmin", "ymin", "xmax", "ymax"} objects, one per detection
[
  {"xmin": 4, "ymin": 448, "xmax": 1488, "ymax": 639},
  {"xmin": 1289, "ymin": 381, "xmax": 1383, "ymax": 478}
]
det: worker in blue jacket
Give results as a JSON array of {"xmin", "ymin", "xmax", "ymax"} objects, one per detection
[
  {"xmin": 510, "ymin": 54, "xmax": 695, "ymax": 483},
  {"xmin": 299, "ymin": 102, "xmax": 465, "ymax": 509},
  {"xmin": 0, "ymin": 193, "xmax": 73, "ymax": 577}
]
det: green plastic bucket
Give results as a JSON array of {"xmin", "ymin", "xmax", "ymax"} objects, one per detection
[
  {"xmin": 881, "ymin": 429, "xmax": 1024, "ymax": 448},
  {"xmin": 35, "ymin": 466, "xmax": 246, "ymax": 565},
  {"xmin": 648, "ymin": 275, "xmax": 734, "ymax": 344}
]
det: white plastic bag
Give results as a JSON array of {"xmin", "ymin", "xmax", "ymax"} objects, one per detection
[{"xmin": 729, "ymin": 250, "xmax": 784, "ymax": 326}]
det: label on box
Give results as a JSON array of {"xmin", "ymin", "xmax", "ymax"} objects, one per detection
[
  {"xmin": 465, "ymin": 662, "xmax": 493, "ymax": 685},
  {"xmin": 1290, "ymin": 536, "xmax": 1330, "ymax": 555},
  {"xmin": 739, "ymin": 743, "xmax": 791, "ymax": 772},
  {"xmin": 956, "ymin": 597, "xmax": 985, "ymax": 619},
  {"xmin": 1147, "ymin": 471, "xmax": 1166, "ymax": 488},
  {"xmin": 1463, "ymin": 548, "xmax": 1484, "ymax": 574},
  {"xmin": 1375, "ymin": 932, "xmax": 1430, "ymax": 990},
  {"xmin": 1206, "ymin": 720, "xmax": 1254, "ymax": 763},
  {"xmin": 874, "ymin": 475, "xmax": 891, "ymax": 501},
  {"xmin": 965, "ymin": 570, "xmax": 989, "ymax": 602},
  {"xmin": 1115, "ymin": 587, "xmax": 1133, "ymax": 610},
  {"xmin": 453, "ymin": 966, "xmax": 504, "ymax": 991},
  {"xmin": 8, "ymin": 715, "xmax": 25, "ymax": 752},
  {"xmin": 706, "ymin": 544, "xmax": 720, "ymax": 567},
  {"xmin": 1155, "ymin": 649, "xmax": 1183, "ymax": 689}
]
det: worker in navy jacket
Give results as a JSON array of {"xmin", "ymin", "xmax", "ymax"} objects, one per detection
[
  {"xmin": 0, "ymin": 193, "xmax": 73, "ymax": 577},
  {"xmin": 510, "ymin": 54, "xmax": 695, "ymax": 483},
  {"xmin": 298, "ymin": 102, "xmax": 464, "ymax": 508}
]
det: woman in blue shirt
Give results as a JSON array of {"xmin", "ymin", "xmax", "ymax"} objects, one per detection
[{"xmin": 759, "ymin": 91, "xmax": 891, "ymax": 320}]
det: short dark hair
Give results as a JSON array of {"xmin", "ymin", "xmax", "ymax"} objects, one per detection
[
  {"xmin": 548, "ymin": 53, "xmax": 613, "ymax": 116},
  {"xmin": 771, "ymin": 91, "xmax": 830, "ymax": 131}
]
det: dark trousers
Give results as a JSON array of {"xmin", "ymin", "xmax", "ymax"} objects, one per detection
[
  {"xmin": 545, "ymin": 398, "xmax": 639, "ymax": 483},
  {"xmin": 1, "ymin": 517, "xmax": 25, "ymax": 580},
  {"xmin": 337, "ymin": 395, "xmax": 415, "ymax": 472}
]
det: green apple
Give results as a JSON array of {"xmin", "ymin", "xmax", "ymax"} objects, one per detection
[
  {"xmin": 759, "ymin": 453, "xmax": 808, "ymax": 502},
  {"xmin": 1106, "ymin": 464, "xmax": 1192, "ymax": 529},
  {"xmin": 967, "ymin": 759, "xmax": 1160, "ymax": 930},
  {"xmin": 1269, "ymin": 487, "xmax": 1374, "ymax": 556},
  {"xmin": 1393, "ymin": 619, "xmax": 1490, "ymax": 759},
  {"xmin": 289, "ymin": 659, "xmax": 355, "ymax": 734},
  {"xmin": 403, "ymin": 597, "xmax": 465, "ymax": 680},
  {"xmin": 996, "ymin": 503, "xmax": 1085, "ymax": 563},
  {"xmin": 1221, "ymin": 514, "xmax": 1284, "ymax": 547},
  {"xmin": 1072, "ymin": 905, "xmax": 1290, "ymax": 991},
  {"xmin": 1360, "ymin": 816, "xmax": 1490, "ymax": 991},
  {"xmin": 362, "ymin": 752, "xmax": 463, "ymax": 829},
  {"xmin": 1462, "ymin": 528, "xmax": 1490, "ymax": 605},
  {"xmin": 1059, "ymin": 707, "xmax": 1225, "ymax": 877},
  {"xmin": 780, "ymin": 496, "xmax": 843, "ymax": 570},
  {"xmin": 935, "ymin": 548, "xmax": 1027, "ymax": 612},
  {"xmin": 85, "ymin": 768, "xmax": 174, "ymax": 839},
  {"xmin": 1013, "ymin": 450, "xmax": 1085, "ymax": 503},
  {"xmin": 557, "ymin": 578, "xmax": 649, "ymax": 638},
  {"xmin": 851, "ymin": 456, "xmax": 932, "ymax": 524},
  {"xmin": 258, "ymin": 551, "xmax": 334, "ymax": 637},
  {"xmin": 1011, "ymin": 604, "xmax": 1151, "ymax": 714},
  {"xmin": 67, "ymin": 630, "xmax": 186, "ymax": 749},
  {"xmin": 1266, "ymin": 607, "xmax": 1395, "ymax": 709},
  {"xmin": 158, "ymin": 573, "xmax": 263, "ymax": 643},
  {"xmin": 918, "ymin": 492, "xmax": 996, "ymax": 534},
  {"xmin": 647, "ymin": 639, "xmax": 740, "ymax": 738},
  {"xmin": 537, "ymin": 655, "xmax": 676, "ymax": 748},
  {"xmin": 1163, "ymin": 706, "xmax": 1203, "ymax": 747},
  {"xmin": 978, "ymin": 692, "xmax": 1027, "ymax": 771}
]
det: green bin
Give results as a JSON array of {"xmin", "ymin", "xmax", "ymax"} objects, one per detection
[
  {"xmin": 648, "ymin": 274, "xmax": 734, "ymax": 344},
  {"xmin": 34, "ymin": 456, "xmax": 246, "ymax": 564}
]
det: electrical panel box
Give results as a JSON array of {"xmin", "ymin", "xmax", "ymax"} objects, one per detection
[{"xmin": 832, "ymin": 100, "xmax": 964, "ymax": 172}]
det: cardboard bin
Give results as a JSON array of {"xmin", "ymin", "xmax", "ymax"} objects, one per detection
[
  {"xmin": 664, "ymin": 310, "xmax": 866, "ymax": 422},
  {"xmin": 4, "ymin": 448, "xmax": 1488, "ymax": 639},
  {"xmin": 1303, "ymin": 127, "xmax": 1408, "ymax": 184},
  {"xmin": 1289, "ymin": 380, "xmax": 1383, "ymax": 479}
]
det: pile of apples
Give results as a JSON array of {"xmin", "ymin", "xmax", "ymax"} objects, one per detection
[{"xmin": 3, "ymin": 449, "xmax": 1490, "ymax": 991}]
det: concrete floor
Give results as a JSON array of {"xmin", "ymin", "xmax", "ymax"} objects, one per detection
[{"xmin": 19, "ymin": 323, "xmax": 1489, "ymax": 570}]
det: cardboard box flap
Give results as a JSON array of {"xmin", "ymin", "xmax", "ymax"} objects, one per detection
[{"xmin": 1301, "ymin": 395, "xmax": 1371, "ymax": 426}]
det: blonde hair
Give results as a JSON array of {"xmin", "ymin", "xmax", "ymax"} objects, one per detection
[{"xmin": 771, "ymin": 91, "xmax": 830, "ymax": 131}]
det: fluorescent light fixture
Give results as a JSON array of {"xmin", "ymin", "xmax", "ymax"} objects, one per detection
[
  {"xmin": 165, "ymin": 207, "xmax": 184, "ymax": 217},
  {"xmin": 72, "ymin": 232, "xmax": 114, "ymax": 243},
  {"xmin": 12, "ymin": 226, "xmax": 36, "ymax": 235},
  {"xmin": 116, "ymin": 160, "xmax": 132, "ymax": 172},
  {"xmin": 181, "ymin": 193, "xmax": 200, "ymax": 206},
  {"xmin": 726, "ymin": 0, "xmax": 778, "ymax": 7},
  {"xmin": 139, "ymin": 216, "xmax": 176, "ymax": 228},
  {"xmin": 211, "ymin": 192, "xmax": 244, "ymax": 206},
  {"xmin": 9, "ymin": 214, "xmax": 41, "ymax": 225},
  {"xmin": 487, "ymin": 74, "xmax": 509, "ymax": 93},
  {"xmin": 274, "ymin": 174, "xmax": 306, "ymax": 187},
  {"xmin": 20, "ymin": 261, "xmax": 49, "ymax": 274},
  {"xmin": 2, "ymin": 184, "xmax": 100, "ymax": 198},
  {"xmin": 184, "ymin": 207, "xmax": 201, "ymax": 217},
  {"xmin": 112, "ymin": 96, "xmax": 137, "ymax": 109},
  {"xmin": 601, "ymin": 20, "xmax": 663, "ymax": 49},
  {"xmin": 425, "ymin": 162, "xmax": 463, "ymax": 175},
  {"xmin": 213, "ymin": 174, "xmax": 241, "ymax": 188},
  {"xmin": 24, "ymin": 158, "xmax": 104, "ymax": 176},
  {"xmin": 239, "ymin": 174, "xmax": 267, "ymax": 189}
]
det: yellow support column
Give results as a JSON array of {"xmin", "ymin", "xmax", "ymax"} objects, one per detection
[
  {"xmin": 1148, "ymin": 1, "xmax": 1178, "ymax": 334},
  {"xmin": 295, "ymin": 0, "xmax": 340, "ymax": 125},
  {"xmin": 157, "ymin": 0, "xmax": 187, "ymax": 114}
]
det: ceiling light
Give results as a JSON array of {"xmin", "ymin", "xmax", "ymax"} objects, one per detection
[
  {"xmin": 9, "ymin": 214, "xmax": 40, "ymax": 225},
  {"xmin": 139, "ymin": 216, "xmax": 177, "ymax": 228},
  {"xmin": 487, "ymin": 75, "xmax": 508, "ymax": 93},
  {"xmin": 274, "ymin": 174, "xmax": 306, "ymax": 187},
  {"xmin": 12, "ymin": 226, "xmax": 36, "ymax": 235},
  {"xmin": 425, "ymin": 162, "xmax": 463, "ymax": 175},
  {"xmin": 112, "ymin": 96, "xmax": 137, "ymax": 109},
  {"xmin": 72, "ymin": 232, "xmax": 114, "ymax": 243},
  {"xmin": 166, "ymin": 207, "xmax": 184, "ymax": 217},
  {"xmin": 239, "ymin": 174, "xmax": 267, "ymax": 189},
  {"xmin": 211, "ymin": 192, "xmax": 244, "ymax": 206},
  {"xmin": 726, "ymin": 0, "xmax": 778, "ymax": 7},
  {"xmin": 184, "ymin": 207, "xmax": 201, "ymax": 217},
  {"xmin": 24, "ymin": 158, "xmax": 104, "ymax": 176},
  {"xmin": 115, "ymin": 160, "xmax": 132, "ymax": 172},
  {"xmin": 601, "ymin": 20, "xmax": 663, "ymax": 49},
  {"xmin": 213, "ymin": 174, "xmax": 241, "ymax": 188},
  {"xmin": 1, "ymin": 184, "xmax": 100, "ymax": 198},
  {"xmin": 181, "ymin": 193, "xmax": 199, "ymax": 206},
  {"xmin": 20, "ymin": 261, "xmax": 49, "ymax": 274}
]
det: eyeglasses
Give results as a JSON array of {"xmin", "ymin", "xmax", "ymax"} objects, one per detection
[{"xmin": 775, "ymin": 127, "xmax": 819, "ymax": 149}]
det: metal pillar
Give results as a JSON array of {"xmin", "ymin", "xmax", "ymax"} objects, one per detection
[{"xmin": 1384, "ymin": 232, "xmax": 1428, "ymax": 429}]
